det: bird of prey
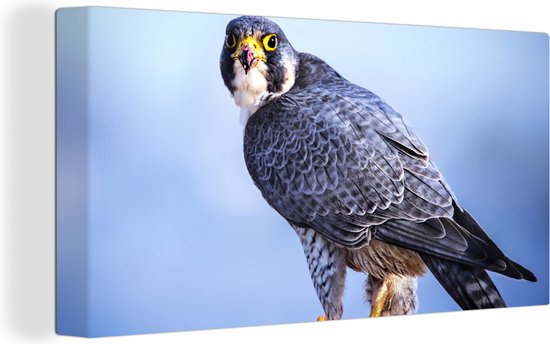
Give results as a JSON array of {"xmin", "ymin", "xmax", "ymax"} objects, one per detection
[{"xmin": 219, "ymin": 16, "xmax": 536, "ymax": 319}]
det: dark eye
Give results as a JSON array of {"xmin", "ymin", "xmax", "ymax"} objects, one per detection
[
  {"xmin": 263, "ymin": 34, "xmax": 278, "ymax": 51},
  {"xmin": 225, "ymin": 33, "xmax": 236, "ymax": 49}
]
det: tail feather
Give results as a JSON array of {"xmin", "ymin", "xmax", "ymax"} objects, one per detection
[{"xmin": 420, "ymin": 253, "xmax": 506, "ymax": 309}]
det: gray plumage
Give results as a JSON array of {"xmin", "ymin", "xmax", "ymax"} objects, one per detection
[
  {"xmin": 294, "ymin": 226, "xmax": 347, "ymax": 319},
  {"xmin": 220, "ymin": 16, "xmax": 536, "ymax": 319}
]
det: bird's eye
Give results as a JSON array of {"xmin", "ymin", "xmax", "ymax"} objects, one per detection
[
  {"xmin": 263, "ymin": 34, "xmax": 278, "ymax": 51},
  {"xmin": 225, "ymin": 33, "xmax": 236, "ymax": 49}
]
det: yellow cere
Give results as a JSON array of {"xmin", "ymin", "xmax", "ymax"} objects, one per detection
[{"xmin": 232, "ymin": 36, "xmax": 266, "ymax": 61}]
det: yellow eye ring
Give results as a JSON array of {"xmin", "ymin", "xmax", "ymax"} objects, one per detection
[
  {"xmin": 225, "ymin": 33, "xmax": 236, "ymax": 49},
  {"xmin": 263, "ymin": 34, "xmax": 278, "ymax": 51}
]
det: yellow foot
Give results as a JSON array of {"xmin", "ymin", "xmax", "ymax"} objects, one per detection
[
  {"xmin": 369, "ymin": 305, "xmax": 382, "ymax": 318},
  {"xmin": 369, "ymin": 277, "xmax": 393, "ymax": 318},
  {"xmin": 316, "ymin": 315, "xmax": 327, "ymax": 321}
]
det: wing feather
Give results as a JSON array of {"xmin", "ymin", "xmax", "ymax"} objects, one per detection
[{"xmin": 244, "ymin": 76, "xmax": 453, "ymax": 248}]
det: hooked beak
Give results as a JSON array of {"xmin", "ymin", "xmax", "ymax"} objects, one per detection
[{"xmin": 233, "ymin": 36, "xmax": 266, "ymax": 74}]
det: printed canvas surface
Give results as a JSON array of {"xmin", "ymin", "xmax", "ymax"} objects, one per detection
[{"xmin": 56, "ymin": 7, "xmax": 549, "ymax": 337}]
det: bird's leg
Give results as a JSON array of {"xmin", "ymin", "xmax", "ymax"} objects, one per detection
[
  {"xmin": 293, "ymin": 226, "xmax": 347, "ymax": 321},
  {"xmin": 369, "ymin": 277, "xmax": 393, "ymax": 317},
  {"xmin": 367, "ymin": 274, "xmax": 419, "ymax": 317}
]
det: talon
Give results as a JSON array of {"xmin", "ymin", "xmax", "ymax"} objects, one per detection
[{"xmin": 316, "ymin": 315, "xmax": 327, "ymax": 321}]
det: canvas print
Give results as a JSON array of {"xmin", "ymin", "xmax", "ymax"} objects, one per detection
[{"xmin": 56, "ymin": 7, "xmax": 549, "ymax": 337}]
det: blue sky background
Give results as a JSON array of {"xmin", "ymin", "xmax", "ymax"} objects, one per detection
[{"xmin": 57, "ymin": 7, "xmax": 549, "ymax": 337}]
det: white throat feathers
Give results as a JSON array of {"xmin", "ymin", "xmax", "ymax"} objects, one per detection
[{"xmin": 231, "ymin": 59, "xmax": 296, "ymax": 126}]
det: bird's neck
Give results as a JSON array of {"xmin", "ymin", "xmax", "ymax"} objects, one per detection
[{"xmin": 293, "ymin": 52, "xmax": 344, "ymax": 89}]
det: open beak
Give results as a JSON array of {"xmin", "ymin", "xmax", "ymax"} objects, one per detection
[{"xmin": 233, "ymin": 36, "xmax": 266, "ymax": 74}]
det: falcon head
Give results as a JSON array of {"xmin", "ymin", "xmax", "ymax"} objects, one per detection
[{"xmin": 220, "ymin": 16, "xmax": 299, "ymax": 123}]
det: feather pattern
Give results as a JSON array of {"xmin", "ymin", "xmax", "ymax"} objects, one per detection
[
  {"xmin": 244, "ymin": 53, "xmax": 535, "ymax": 282},
  {"xmin": 244, "ymin": 53, "xmax": 454, "ymax": 248}
]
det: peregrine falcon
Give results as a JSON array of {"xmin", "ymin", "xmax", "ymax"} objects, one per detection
[{"xmin": 219, "ymin": 16, "xmax": 536, "ymax": 319}]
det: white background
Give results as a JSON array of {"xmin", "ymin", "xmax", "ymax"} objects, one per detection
[{"xmin": 1, "ymin": 0, "xmax": 548, "ymax": 343}]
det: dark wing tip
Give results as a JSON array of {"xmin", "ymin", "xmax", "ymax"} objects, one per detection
[
  {"xmin": 510, "ymin": 260, "xmax": 537, "ymax": 282},
  {"xmin": 453, "ymin": 203, "xmax": 537, "ymax": 282}
]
